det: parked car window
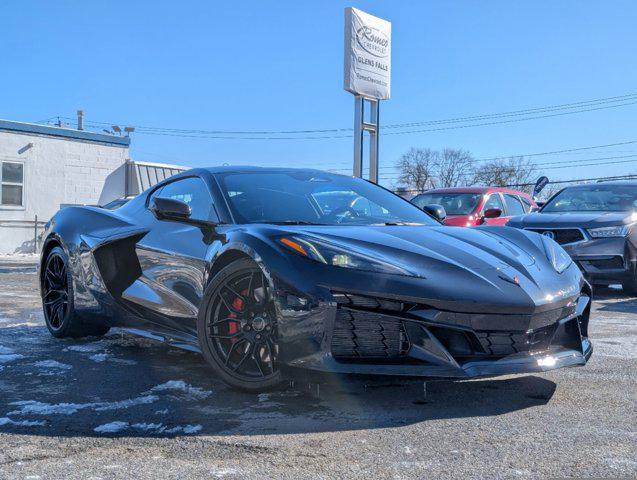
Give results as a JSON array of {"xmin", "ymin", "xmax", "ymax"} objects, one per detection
[
  {"xmin": 519, "ymin": 196, "xmax": 533, "ymax": 212},
  {"xmin": 411, "ymin": 193, "xmax": 481, "ymax": 215},
  {"xmin": 154, "ymin": 177, "xmax": 217, "ymax": 221},
  {"xmin": 482, "ymin": 193, "xmax": 504, "ymax": 213},
  {"xmin": 542, "ymin": 185, "xmax": 637, "ymax": 212},
  {"xmin": 503, "ymin": 194, "xmax": 526, "ymax": 216},
  {"xmin": 218, "ymin": 171, "xmax": 439, "ymax": 226}
]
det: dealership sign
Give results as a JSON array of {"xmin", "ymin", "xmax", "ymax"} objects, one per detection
[{"xmin": 344, "ymin": 7, "xmax": 392, "ymax": 100}]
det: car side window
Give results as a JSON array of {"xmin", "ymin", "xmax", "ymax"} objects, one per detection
[
  {"xmin": 482, "ymin": 194, "xmax": 504, "ymax": 212},
  {"xmin": 503, "ymin": 194, "xmax": 525, "ymax": 216},
  {"xmin": 153, "ymin": 177, "xmax": 217, "ymax": 222},
  {"xmin": 519, "ymin": 196, "xmax": 532, "ymax": 213}
]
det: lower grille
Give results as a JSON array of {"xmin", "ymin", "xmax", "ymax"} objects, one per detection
[
  {"xmin": 476, "ymin": 324, "xmax": 556, "ymax": 356},
  {"xmin": 582, "ymin": 257, "xmax": 625, "ymax": 270},
  {"xmin": 527, "ymin": 228, "xmax": 584, "ymax": 245},
  {"xmin": 331, "ymin": 309, "xmax": 410, "ymax": 359}
]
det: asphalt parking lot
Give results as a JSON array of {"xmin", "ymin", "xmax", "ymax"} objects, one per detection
[{"xmin": 0, "ymin": 256, "xmax": 635, "ymax": 480}]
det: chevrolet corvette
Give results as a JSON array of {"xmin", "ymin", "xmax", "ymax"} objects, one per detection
[{"xmin": 39, "ymin": 167, "xmax": 593, "ymax": 391}]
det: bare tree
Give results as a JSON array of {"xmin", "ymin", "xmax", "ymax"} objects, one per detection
[
  {"xmin": 396, "ymin": 148, "xmax": 436, "ymax": 192},
  {"xmin": 471, "ymin": 156, "xmax": 537, "ymax": 193},
  {"xmin": 432, "ymin": 148, "xmax": 475, "ymax": 188}
]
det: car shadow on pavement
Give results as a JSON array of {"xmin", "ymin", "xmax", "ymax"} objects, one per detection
[
  {"xmin": 592, "ymin": 286, "xmax": 637, "ymax": 313},
  {"xmin": 0, "ymin": 319, "xmax": 557, "ymax": 439}
]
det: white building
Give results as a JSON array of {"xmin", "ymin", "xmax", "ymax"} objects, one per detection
[{"xmin": 0, "ymin": 119, "xmax": 186, "ymax": 254}]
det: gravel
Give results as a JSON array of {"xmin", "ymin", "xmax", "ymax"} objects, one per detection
[{"xmin": 0, "ymin": 257, "xmax": 635, "ymax": 479}]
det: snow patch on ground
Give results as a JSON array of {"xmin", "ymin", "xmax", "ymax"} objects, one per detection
[
  {"xmin": 0, "ymin": 417, "xmax": 46, "ymax": 427},
  {"xmin": 8, "ymin": 394, "xmax": 159, "ymax": 416},
  {"xmin": 65, "ymin": 343, "xmax": 105, "ymax": 353},
  {"xmin": 148, "ymin": 380, "xmax": 212, "ymax": 400},
  {"xmin": 33, "ymin": 360, "xmax": 72, "ymax": 370},
  {"xmin": 212, "ymin": 469, "xmax": 239, "ymax": 478},
  {"xmin": 93, "ymin": 421, "xmax": 202, "ymax": 435},
  {"xmin": 94, "ymin": 421, "xmax": 129, "ymax": 433},
  {"xmin": 88, "ymin": 353, "xmax": 109, "ymax": 362},
  {"xmin": 0, "ymin": 353, "xmax": 24, "ymax": 364},
  {"xmin": 93, "ymin": 395, "xmax": 159, "ymax": 412}
]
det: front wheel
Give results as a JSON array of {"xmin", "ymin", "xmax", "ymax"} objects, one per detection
[
  {"xmin": 197, "ymin": 258, "xmax": 283, "ymax": 391},
  {"xmin": 42, "ymin": 246, "xmax": 110, "ymax": 338}
]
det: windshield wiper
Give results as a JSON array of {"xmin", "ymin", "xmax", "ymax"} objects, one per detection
[
  {"xmin": 253, "ymin": 220, "xmax": 326, "ymax": 226},
  {"xmin": 373, "ymin": 221, "xmax": 425, "ymax": 226}
]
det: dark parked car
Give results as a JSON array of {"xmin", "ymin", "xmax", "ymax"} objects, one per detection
[
  {"xmin": 508, "ymin": 181, "xmax": 637, "ymax": 294},
  {"xmin": 411, "ymin": 187, "xmax": 537, "ymax": 227},
  {"xmin": 39, "ymin": 167, "xmax": 592, "ymax": 391}
]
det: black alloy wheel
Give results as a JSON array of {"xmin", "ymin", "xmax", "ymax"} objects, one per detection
[
  {"xmin": 198, "ymin": 259, "xmax": 282, "ymax": 391},
  {"xmin": 41, "ymin": 246, "xmax": 110, "ymax": 338},
  {"xmin": 43, "ymin": 250, "xmax": 69, "ymax": 331}
]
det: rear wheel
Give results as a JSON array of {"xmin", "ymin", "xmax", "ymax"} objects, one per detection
[
  {"xmin": 197, "ymin": 259, "xmax": 282, "ymax": 391},
  {"xmin": 42, "ymin": 246, "xmax": 110, "ymax": 338}
]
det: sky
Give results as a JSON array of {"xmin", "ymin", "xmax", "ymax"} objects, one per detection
[{"xmin": 1, "ymin": 0, "xmax": 636, "ymax": 188}]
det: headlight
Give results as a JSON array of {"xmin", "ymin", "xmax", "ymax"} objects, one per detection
[
  {"xmin": 541, "ymin": 235, "xmax": 572, "ymax": 274},
  {"xmin": 587, "ymin": 225, "xmax": 629, "ymax": 238},
  {"xmin": 278, "ymin": 235, "xmax": 415, "ymax": 276}
]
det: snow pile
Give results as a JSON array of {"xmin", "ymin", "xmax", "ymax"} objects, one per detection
[
  {"xmin": 88, "ymin": 353, "xmax": 109, "ymax": 362},
  {"xmin": 93, "ymin": 421, "xmax": 202, "ymax": 435},
  {"xmin": 8, "ymin": 394, "xmax": 159, "ymax": 416},
  {"xmin": 33, "ymin": 360, "xmax": 72, "ymax": 370},
  {"xmin": 0, "ymin": 417, "xmax": 46, "ymax": 427},
  {"xmin": 0, "ymin": 353, "xmax": 23, "ymax": 364},
  {"xmin": 148, "ymin": 380, "xmax": 212, "ymax": 400}
]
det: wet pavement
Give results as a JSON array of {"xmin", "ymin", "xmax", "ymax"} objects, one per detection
[{"xmin": 0, "ymin": 256, "xmax": 635, "ymax": 479}]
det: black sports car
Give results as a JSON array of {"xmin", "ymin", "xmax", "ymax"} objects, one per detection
[{"xmin": 39, "ymin": 167, "xmax": 593, "ymax": 391}]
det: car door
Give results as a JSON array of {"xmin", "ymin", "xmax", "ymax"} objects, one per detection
[
  {"xmin": 502, "ymin": 193, "xmax": 527, "ymax": 224},
  {"xmin": 122, "ymin": 176, "xmax": 220, "ymax": 335},
  {"xmin": 481, "ymin": 193, "xmax": 507, "ymax": 225}
]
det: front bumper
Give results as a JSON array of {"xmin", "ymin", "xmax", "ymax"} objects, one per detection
[
  {"xmin": 563, "ymin": 237, "xmax": 636, "ymax": 285},
  {"xmin": 275, "ymin": 287, "xmax": 593, "ymax": 381}
]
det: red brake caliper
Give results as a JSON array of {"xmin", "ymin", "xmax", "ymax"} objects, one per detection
[{"xmin": 227, "ymin": 290, "xmax": 248, "ymax": 341}]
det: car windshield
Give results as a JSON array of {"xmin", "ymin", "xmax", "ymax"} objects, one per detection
[
  {"xmin": 542, "ymin": 185, "xmax": 637, "ymax": 213},
  {"xmin": 218, "ymin": 171, "xmax": 439, "ymax": 226},
  {"xmin": 411, "ymin": 192, "xmax": 481, "ymax": 215}
]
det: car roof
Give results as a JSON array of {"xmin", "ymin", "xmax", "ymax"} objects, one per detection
[
  {"xmin": 565, "ymin": 180, "xmax": 637, "ymax": 187},
  {"xmin": 418, "ymin": 186, "xmax": 531, "ymax": 196},
  {"xmin": 201, "ymin": 166, "xmax": 347, "ymax": 176}
]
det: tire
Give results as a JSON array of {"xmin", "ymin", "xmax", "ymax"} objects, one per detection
[
  {"xmin": 197, "ymin": 258, "xmax": 283, "ymax": 391},
  {"xmin": 622, "ymin": 275, "xmax": 637, "ymax": 296},
  {"xmin": 42, "ymin": 246, "xmax": 110, "ymax": 338}
]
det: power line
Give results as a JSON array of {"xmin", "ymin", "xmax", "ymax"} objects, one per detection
[
  {"xmin": 377, "ymin": 154, "xmax": 637, "ymax": 181},
  {"xmin": 56, "ymin": 92, "xmax": 637, "ymax": 140},
  {"xmin": 395, "ymin": 174, "xmax": 637, "ymax": 194},
  {"xmin": 324, "ymin": 139, "xmax": 637, "ymax": 173}
]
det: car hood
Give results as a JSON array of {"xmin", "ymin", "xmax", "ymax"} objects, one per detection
[
  {"xmin": 508, "ymin": 211, "xmax": 635, "ymax": 229},
  {"xmin": 272, "ymin": 224, "xmax": 540, "ymax": 275}
]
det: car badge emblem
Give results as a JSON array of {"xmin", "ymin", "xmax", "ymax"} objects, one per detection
[{"xmin": 542, "ymin": 231, "xmax": 555, "ymax": 240}]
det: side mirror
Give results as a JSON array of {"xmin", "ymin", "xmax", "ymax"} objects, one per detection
[
  {"xmin": 151, "ymin": 197, "xmax": 191, "ymax": 221},
  {"xmin": 423, "ymin": 203, "xmax": 447, "ymax": 222},
  {"xmin": 483, "ymin": 208, "xmax": 502, "ymax": 219},
  {"xmin": 530, "ymin": 206, "xmax": 540, "ymax": 213}
]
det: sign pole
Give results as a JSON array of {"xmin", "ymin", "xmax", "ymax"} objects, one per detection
[
  {"xmin": 344, "ymin": 7, "xmax": 391, "ymax": 184},
  {"xmin": 369, "ymin": 99, "xmax": 379, "ymax": 183},
  {"xmin": 353, "ymin": 96, "xmax": 364, "ymax": 178}
]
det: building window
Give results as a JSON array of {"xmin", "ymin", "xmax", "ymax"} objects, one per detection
[{"xmin": 1, "ymin": 162, "xmax": 24, "ymax": 206}]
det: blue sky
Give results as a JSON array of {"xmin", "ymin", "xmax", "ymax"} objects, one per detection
[{"xmin": 2, "ymin": 0, "xmax": 636, "ymax": 187}]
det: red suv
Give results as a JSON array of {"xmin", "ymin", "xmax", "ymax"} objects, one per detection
[{"xmin": 410, "ymin": 187, "xmax": 537, "ymax": 226}]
